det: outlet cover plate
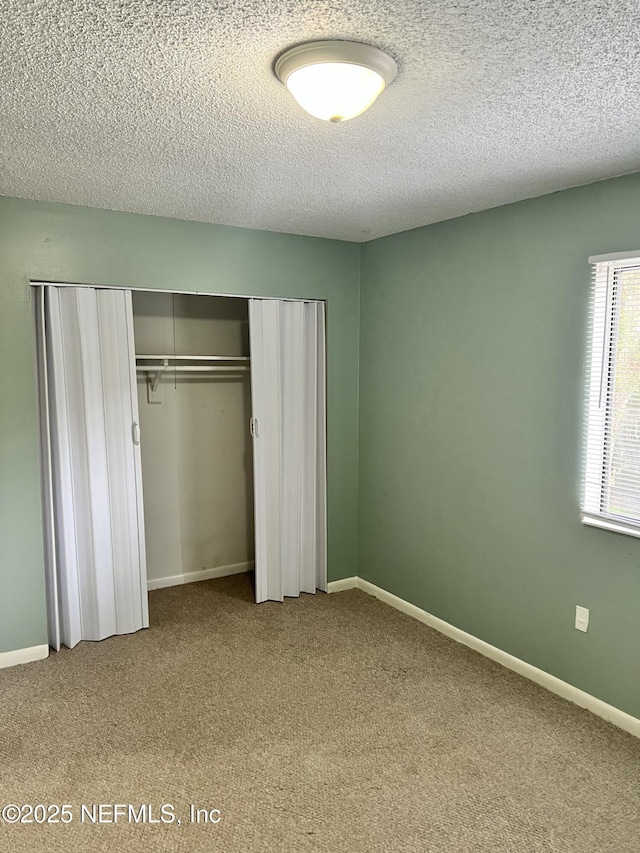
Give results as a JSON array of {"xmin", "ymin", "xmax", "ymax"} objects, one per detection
[{"xmin": 575, "ymin": 605, "xmax": 589, "ymax": 633}]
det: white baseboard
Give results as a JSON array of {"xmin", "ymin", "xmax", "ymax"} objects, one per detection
[
  {"xmin": 0, "ymin": 644, "xmax": 49, "ymax": 670},
  {"xmin": 327, "ymin": 576, "xmax": 358, "ymax": 593},
  {"xmin": 147, "ymin": 561, "xmax": 254, "ymax": 591},
  {"xmin": 354, "ymin": 578, "xmax": 640, "ymax": 739}
]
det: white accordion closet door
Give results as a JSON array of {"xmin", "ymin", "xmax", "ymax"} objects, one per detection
[
  {"xmin": 37, "ymin": 286, "xmax": 148, "ymax": 650},
  {"xmin": 249, "ymin": 299, "xmax": 327, "ymax": 603}
]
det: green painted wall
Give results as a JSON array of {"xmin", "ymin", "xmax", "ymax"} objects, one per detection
[
  {"xmin": 359, "ymin": 174, "xmax": 640, "ymax": 718},
  {"xmin": 0, "ymin": 196, "xmax": 360, "ymax": 654}
]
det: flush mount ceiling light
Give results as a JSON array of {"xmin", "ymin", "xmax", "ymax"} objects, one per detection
[{"xmin": 275, "ymin": 40, "xmax": 397, "ymax": 123}]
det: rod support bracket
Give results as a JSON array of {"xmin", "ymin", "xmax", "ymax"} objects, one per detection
[{"xmin": 150, "ymin": 358, "xmax": 169, "ymax": 393}]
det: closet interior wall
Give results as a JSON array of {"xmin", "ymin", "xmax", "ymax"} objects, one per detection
[{"xmin": 132, "ymin": 292, "xmax": 254, "ymax": 589}]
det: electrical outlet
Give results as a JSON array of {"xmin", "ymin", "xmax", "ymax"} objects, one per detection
[{"xmin": 575, "ymin": 605, "xmax": 589, "ymax": 633}]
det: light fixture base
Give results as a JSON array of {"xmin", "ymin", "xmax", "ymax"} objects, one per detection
[{"xmin": 275, "ymin": 40, "xmax": 397, "ymax": 87}]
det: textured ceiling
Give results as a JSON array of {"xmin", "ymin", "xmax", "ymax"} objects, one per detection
[{"xmin": 2, "ymin": 1, "xmax": 640, "ymax": 242}]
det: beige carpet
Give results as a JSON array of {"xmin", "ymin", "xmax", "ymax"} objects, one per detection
[{"xmin": 1, "ymin": 574, "xmax": 639, "ymax": 852}]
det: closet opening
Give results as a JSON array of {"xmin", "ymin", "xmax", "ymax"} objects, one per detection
[
  {"xmin": 34, "ymin": 283, "xmax": 328, "ymax": 652},
  {"xmin": 133, "ymin": 291, "xmax": 255, "ymax": 593}
]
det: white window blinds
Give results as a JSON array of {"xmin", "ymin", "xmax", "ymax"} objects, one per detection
[{"xmin": 582, "ymin": 252, "xmax": 640, "ymax": 537}]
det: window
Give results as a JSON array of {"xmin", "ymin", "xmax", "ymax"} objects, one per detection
[{"xmin": 582, "ymin": 251, "xmax": 640, "ymax": 537}]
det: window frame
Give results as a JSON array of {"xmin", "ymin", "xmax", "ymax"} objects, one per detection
[{"xmin": 582, "ymin": 251, "xmax": 640, "ymax": 539}]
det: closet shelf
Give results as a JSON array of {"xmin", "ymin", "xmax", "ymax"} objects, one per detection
[{"xmin": 136, "ymin": 355, "xmax": 250, "ymax": 391}]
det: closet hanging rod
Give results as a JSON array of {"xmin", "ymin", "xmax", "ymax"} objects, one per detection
[
  {"xmin": 135, "ymin": 366, "xmax": 250, "ymax": 373},
  {"xmin": 136, "ymin": 354, "xmax": 250, "ymax": 362},
  {"xmin": 136, "ymin": 355, "xmax": 250, "ymax": 393}
]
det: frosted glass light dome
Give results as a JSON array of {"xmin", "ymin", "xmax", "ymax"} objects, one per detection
[{"xmin": 275, "ymin": 41, "xmax": 397, "ymax": 123}]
